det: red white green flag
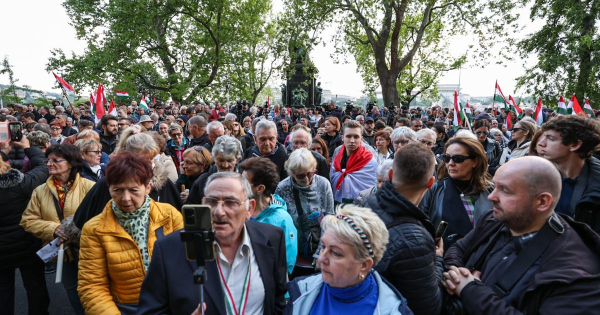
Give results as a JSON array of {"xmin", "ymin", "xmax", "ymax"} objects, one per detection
[
  {"xmin": 569, "ymin": 94, "xmax": 584, "ymax": 116},
  {"xmin": 493, "ymin": 82, "xmax": 509, "ymax": 109},
  {"xmin": 94, "ymin": 83, "xmax": 106, "ymax": 123},
  {"xmin": 453, "ymin": 91, "xmax": 464, "ymax": 131},
  {"xmin": 557, "ymin": 96, "xmax": 568, "ymax": 115},
  {"xmin": 534, "ymin": 98, "xmax": 543, "ymax": 126},
  {"xmin": 139, "ymin": 95, "xmax": 149, "ymax": 110},
  {"xmin": 52, "ymin": 73, "xmax": 75, "ymax": 95},
  {"xmin": 115, "ymin": 90, "xmax": 129, "ymax": 99},
  {"xmin": 108, "ymin": 99, "xmax": 118, "ymax": 116},
  {"xmin": 584, "ymin": 98, "xmax": 594, "ymax": 117},
  {"xmin": 508, "ymin": 95, "xmax": 522, "ymax": 117}
]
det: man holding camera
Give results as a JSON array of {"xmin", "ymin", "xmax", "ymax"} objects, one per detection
[
  {"xmin": 137, "ymin": 172, "xmax": 287, "ymax": 315},
  {"xmin": 442, "ymin": 157, "xmax": 600, "ymax": 314}
]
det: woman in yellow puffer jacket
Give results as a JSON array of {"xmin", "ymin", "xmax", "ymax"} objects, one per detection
[
  {"xmin": 20, "ymin": 143, "xmax": 95, "ymax": 315},
  {"xmin": 78, "ymin": 151, "xmax": 183, "ymax": 315}
]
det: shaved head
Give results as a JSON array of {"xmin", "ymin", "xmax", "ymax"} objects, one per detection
[{"xmin": 502, "ymin": 156, "xmax": 561, "ymax": 209}]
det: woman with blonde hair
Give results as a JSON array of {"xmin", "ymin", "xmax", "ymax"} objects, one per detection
[
  {"xmin": 232, "ymin": 119, "xmax": 246, "ymax": 140},
  {"xmin": 176, "ymin": 146, "xmax": 212, "ymax": 203},
  {"xmin": 419, "ymin": 136, "xmax": 493, "ymax": 250},
  {"xmin": 285, "ymin": 205, "xmax": 411, "ymax": 314},
  {"xmin": 72, "ymin": 126, "xmax": 182, "ymax": 231},
  {"xmin": 75, "ymin": 139, "xmax": 105, "ymax": 182}
]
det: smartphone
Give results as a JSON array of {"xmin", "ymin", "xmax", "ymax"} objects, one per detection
[
  {"xmin": 182, "ymin": 205, "xmax": 215, "ymax": 262},
  {"xmin": 435, "ymin": 221, "xmax": 448, "ymax": 239},
  {"xmin": 0, "ymin": 122, "xmax": 9, "ymax": 144},
  {"xmin": 9, "ymin": 122, "xmax": 22, "ymax": 142}
]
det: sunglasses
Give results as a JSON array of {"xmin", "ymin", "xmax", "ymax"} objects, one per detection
[
  {"xmin": 512, "ymin": 127, "xmax": 525, "ymax": 132},
  {"xmin": 441, "ymin": 154, "xmax": 476, "ymax": 164},
  {"xmin": 475, "ymin": 131, "xmax": 489, "ymax": 136},
  {"xmin": 293, "ymin": 171, "xmax": 315, "ymax": 179}
]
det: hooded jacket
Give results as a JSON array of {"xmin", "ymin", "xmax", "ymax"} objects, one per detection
[
  {"xmin": 445, "ymin": 211, "xmax": 600, "ymax": 314},
  {"xmin": 366, "ymin": 181, "xmax": 443, "ymax": 315},
  {"xmin": 254, "ymin": 194, "xmax": 298, "ymax": 274},
  {"xmin": 285, "ymin": 271, "xmax": 413, "ymax": 315},
  {"xmin": 0, "ymin": 147, "xmax": 48, "ymax": 269},
  {"xmin": 73, "ymin": 162, "xmax": 182, "ymax": 230}
]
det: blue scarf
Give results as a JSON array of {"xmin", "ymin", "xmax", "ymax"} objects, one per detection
[{"xmin": 310, "ymin": 271, "xmax": 378, "ymax": 315}]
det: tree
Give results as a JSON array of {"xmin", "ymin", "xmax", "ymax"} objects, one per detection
[
  {"xmin": 515, "ymin": 0, "xmax": 600, "ymax": 104},
  {"xmin": 47, "ymin": 0, "xmax": 275, "ymax": 103},
  {"xmin": 1, "ymin": 56, "xmax": 20, "ymax": 104},
  {"xmin": 284, "ymin": 0, "xmax": 521, "ymax": 108}
]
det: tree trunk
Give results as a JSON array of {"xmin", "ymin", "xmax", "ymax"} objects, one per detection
[
  {"xmin": 380, "ymin": 76, "xmax": 400, "ymax": 108},
  {"xmin": 575, "ymin": 14, "xmax": 594, "ymax": 101}
]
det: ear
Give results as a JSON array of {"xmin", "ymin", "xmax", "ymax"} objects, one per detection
[
  {"xmin": 246, "ymin": 199, "xmax": 256, "ymax": 219},
  {"xmin": 427, "ymin": 176, "xmax": 435, "ymax": 189},
  {"xmin": 535, "ymin": 192, "xmax": 554, "ymax": 213},
  {"xmin": 388, "ymin": 169, "xmax": 394, "ymax": 181},
  {"xmin": 569, "ymin": 140, "xmax": 583, "ymax": 152},
  {"xmin": 145, "ymin": 181, "xmax": 153, "ymax": 195},
  {"xmin": 360, "ymin": 257, "xmax": 374, "ymax": 275}
]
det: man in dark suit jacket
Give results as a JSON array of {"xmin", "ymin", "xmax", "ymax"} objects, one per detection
[{"xmin": 136, "ymin": 172, "xmax": 287, "ymax": 315}]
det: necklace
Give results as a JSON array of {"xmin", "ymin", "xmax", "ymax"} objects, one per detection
[{"xmin": 454, "ymin": 185, "xmax": 469, "ymax": 197}]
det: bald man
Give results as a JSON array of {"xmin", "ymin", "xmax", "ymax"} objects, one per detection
[{"xmin": 442, "ymin": 157, "xmax": 600, "ymax": 314}]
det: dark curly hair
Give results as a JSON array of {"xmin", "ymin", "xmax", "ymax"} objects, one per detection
[
  {"xmin": 541, "ymin": 115, "xmax": 600, "ymax": 159},
  {"xmin": 46, "ymin": 143, "xmax": 83, "ymax": 182}
]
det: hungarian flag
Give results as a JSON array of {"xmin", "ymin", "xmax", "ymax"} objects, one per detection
[
  {"xmin": 52, "ymin": 72, "xmax": 74, "ymax": 95},
  {"xmin": 557, "ymin": 96, "xmax": 568, "ymax": 115},
  {"xmin": 508, "ymin": 95, "xmax": 522, "ymax": 117},
  {"xmin": 94, "ymin": 83, "xmax": 106, "ymax": 122},
  {"xmin": 584, "ymin": 98, "xmax": 595, "ymax": 117},
  {"xmin": 464, "ymin": 102, "xmax": 473, "ymax": 123},
  {"xmin": 506, "ymin": 111, "xmax": 513, "ymax": 130},
  {"xmin": 534, "ymin": 98, "xmax": 544, "ymax": 126},
  {"xmin": 453, "ymin": 91, "xmax": 463, "ymax": 131},
  {"xmin": 569, "ymin": 94, "xmax": 584, "ymax": 116},
  {"xmin": 90, "ymin": 93, "xmax": 95, "ymax": 106},
  {"xmin": 108, "ymin": 99, "xmax": 118, "ymax": 116},
  {"xmin": 115, "ymin": 90, "xmax": 129, "ymax": 99},
  {"xmin": 493, "ymin": 82, "xmax": 509, "ymax": 109},
  {"xmin": 139, "ymin": 95, "xmax": 149, "ymax": 110}
]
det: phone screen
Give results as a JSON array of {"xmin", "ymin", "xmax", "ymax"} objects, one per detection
[
  {"xmin": 0, "ymin": 122, "xmax": 9, "ymax": 143},
  {"xmin": 182, "ymin": 205, "xmax": 215, "ymax": 262},
  {"xmin": 9, "ymin": 122, "xmax": 22, "ymax": 141}
]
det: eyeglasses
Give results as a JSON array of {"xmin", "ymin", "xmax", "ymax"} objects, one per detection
[
  {"xmin": 203, "ymin": 197, "xmax": 247, "ymax": 211},
  {"xmin": 419, "ymin": 139, "xmax": 434, "ymax": 146},
  {"xmin": 233, "ymin": 123, "xmax": 239, "ymax": 126},
  {"xmin": 293, "ymin": 171, "xmax": 315, "ymax": 179},
  {"xmin": 441, "ymin": 154, "xmax": 476, "ymax": 164},
  {"xmin": 512, "ymin": 127, "xmax": 524, "ymax": 132},
  {"xmin": 171, "ymin": 133, "xmax": 183, "ymax": 137},
  {"xmin": 392, "ymin": 139, "xmax": 411, "ymax": 146},
  {"xmin": 43, "ymin": 158, "xmax": 67, "ymax": 165},
  {"xmin": 475, "ymin": 131, "xmax": 489, "ymax": 136},
  {"xmin": 86, "ymin": 150, "xmax": 102, "ymax": 155}
]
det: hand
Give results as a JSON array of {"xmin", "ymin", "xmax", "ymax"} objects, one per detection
[
  {"xmin": 54, "ymin": 225, "xmax": 69, "ymax": 245},
  {"xmin": 191, "ymin": 303, "xmax": 206, "ymax": 315},
  {"xmin": 442, "ymin": 266, "xmax": 479, "ymax": 297},
  {"xmin": 10, "ymin": 136, "xmax": 30, "ymax": 149},
  {"xmin": 180, "ymin": 190, "xmax": 189, "ymax": 203},
  {"xmin": 435, "ymin": 237, "xmax": 444, "ymax": 257}
]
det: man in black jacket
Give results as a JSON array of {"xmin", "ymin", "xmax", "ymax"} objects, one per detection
[
  {"xmin": 366, "ymin": 142, "xmax": 443, "ymax": 315},
  {"xmin": 443, "ymin": 156, "xmax": 600, "ymax": 314},
  {"xmin": 243, "ymin": 120, "xmax": 288, "ymax": 180}
]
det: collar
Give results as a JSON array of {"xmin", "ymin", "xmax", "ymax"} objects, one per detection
[{"xmin": 215, "ymin": 224, "xmax": 252, "ymax": 262}]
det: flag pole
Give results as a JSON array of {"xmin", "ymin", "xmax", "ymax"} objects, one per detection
[
  {"xmin": 58, "ymin": 83, "xmax": 76, "ymax": 115},
  {"xmin": 462, "ymin": 108, "xmax": 472, "ymax": 132},
  {"xmin": 492, "ymin": 80, "xmax": 496, "ymax": 115}
]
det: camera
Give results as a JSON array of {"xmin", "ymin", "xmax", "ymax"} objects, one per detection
[{"xmin": 366, "ymin": 102, "xmax": 375, "ymax": 114}]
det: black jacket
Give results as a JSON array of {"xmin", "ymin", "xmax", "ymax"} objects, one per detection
[
  {"xmin": 445, "ymin": 211, "xmax": 600, "ymax": 314},
  {"xmin": 185, "ymin": 167, "xmax": 217, "ymax": 205},
  {"xmin": 366, "ymin": 181, "xmax": 443, "ymax": 315},
  {"xmin": 7, "ymin": 145, "xmax": 25, "ymax": 170},
  {"xmin": 566, "ymin": 156, "xmax": 600, "ymax": 233},
  {"xmin": 0, "ymin": 147, "xmax": 48, "ymax": 269},
  {"xmin": 80, "ymin": 161, "xmax": 105, "ymax": 182},
  {"xmin": 243, "ymin": 143, "xmax": 289, "ymax": 181},
  {"xmin": 136, "ymin": 220, "xmax": 287, "ymax": 315},
  {"xmin": 99, "ymin": 133, "xmax": 118, "ymax": 155},
  {"xmin": 321, "ymin": 132, "xmax": 343, "ymax": 157},
  {"xmin": 312, "ymin": 151, "xmax": 330, "ymax": 181},
  {"xmin": 189, "ymin": 134, "xmax": 210, "ymax": 147}
]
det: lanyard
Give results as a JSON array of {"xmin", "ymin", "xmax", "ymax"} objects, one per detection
[{"xmin": 216, "ymin": 253, "xmax": 252, "ymax": 315}]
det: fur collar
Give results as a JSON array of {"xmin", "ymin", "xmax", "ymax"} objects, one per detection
[
  {"xmin": 152, "ymin": 162, "xmax": 169, "ymax": 191},
  {"xmin": 0, "ymin": 168, "xmax": 24, "ymax": 188}
]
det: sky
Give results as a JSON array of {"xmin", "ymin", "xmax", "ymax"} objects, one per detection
[{"xmin": 0, "ymin": 1, "xmax": 539, "ymax": 100}]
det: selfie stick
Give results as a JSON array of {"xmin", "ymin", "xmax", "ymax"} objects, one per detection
[{"xmin": 180, "ymin": 230, "xmax": 215, "ymax": 314}]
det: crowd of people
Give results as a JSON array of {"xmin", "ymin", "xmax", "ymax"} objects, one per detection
[{"xmin": 0, "ymin": 98, "xmax": 599, "ymax": 315}]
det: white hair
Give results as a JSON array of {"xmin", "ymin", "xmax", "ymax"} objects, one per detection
[
  {"xmin": 391, "ymin": 127, "xmax": 417, "ymax": 141},
  {"xmin": 416, "ymin": 128, "xmax": 437, "ymax": 140},
  {"xmin": 376, "ymin": 160, "xmax": 394, "ymax": 179},
  {"xmin": 289, "ymin": 127, "xmax": 312, "ymax": 146},
  {"xmin": 255, "ymin": 119, "xmax": 277, "ymax": 134},
  {"xmin": 207, "ymin": 121, "xmax": 224, "ymax": 133},
  {"xmin": 285, "ymin": 148, "xmax": 317, "ymax": 175}
]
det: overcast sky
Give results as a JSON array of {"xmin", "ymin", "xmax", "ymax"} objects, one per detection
[{"xmin": 0, "ymin": 1, "xmax": 538, "ymax": 99}]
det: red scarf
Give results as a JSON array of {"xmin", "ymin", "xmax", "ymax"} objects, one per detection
[{"xmin": 333, "ymin": 145, "xmax": 373, "ymax": 190}]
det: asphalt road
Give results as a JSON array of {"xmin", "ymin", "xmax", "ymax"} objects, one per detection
[{"xmin": 14, "ymin": 263, "xmax": 75, "ymax": 315}]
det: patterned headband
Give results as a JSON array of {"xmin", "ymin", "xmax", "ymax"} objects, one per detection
[{"xmin": 336, "ymin": 214, "xmax": 374, "ymax": 258}]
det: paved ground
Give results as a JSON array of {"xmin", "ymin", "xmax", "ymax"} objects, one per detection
[{"xmin": 14, "ymin": 263, "xmax": 74, "ymax": 315}]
